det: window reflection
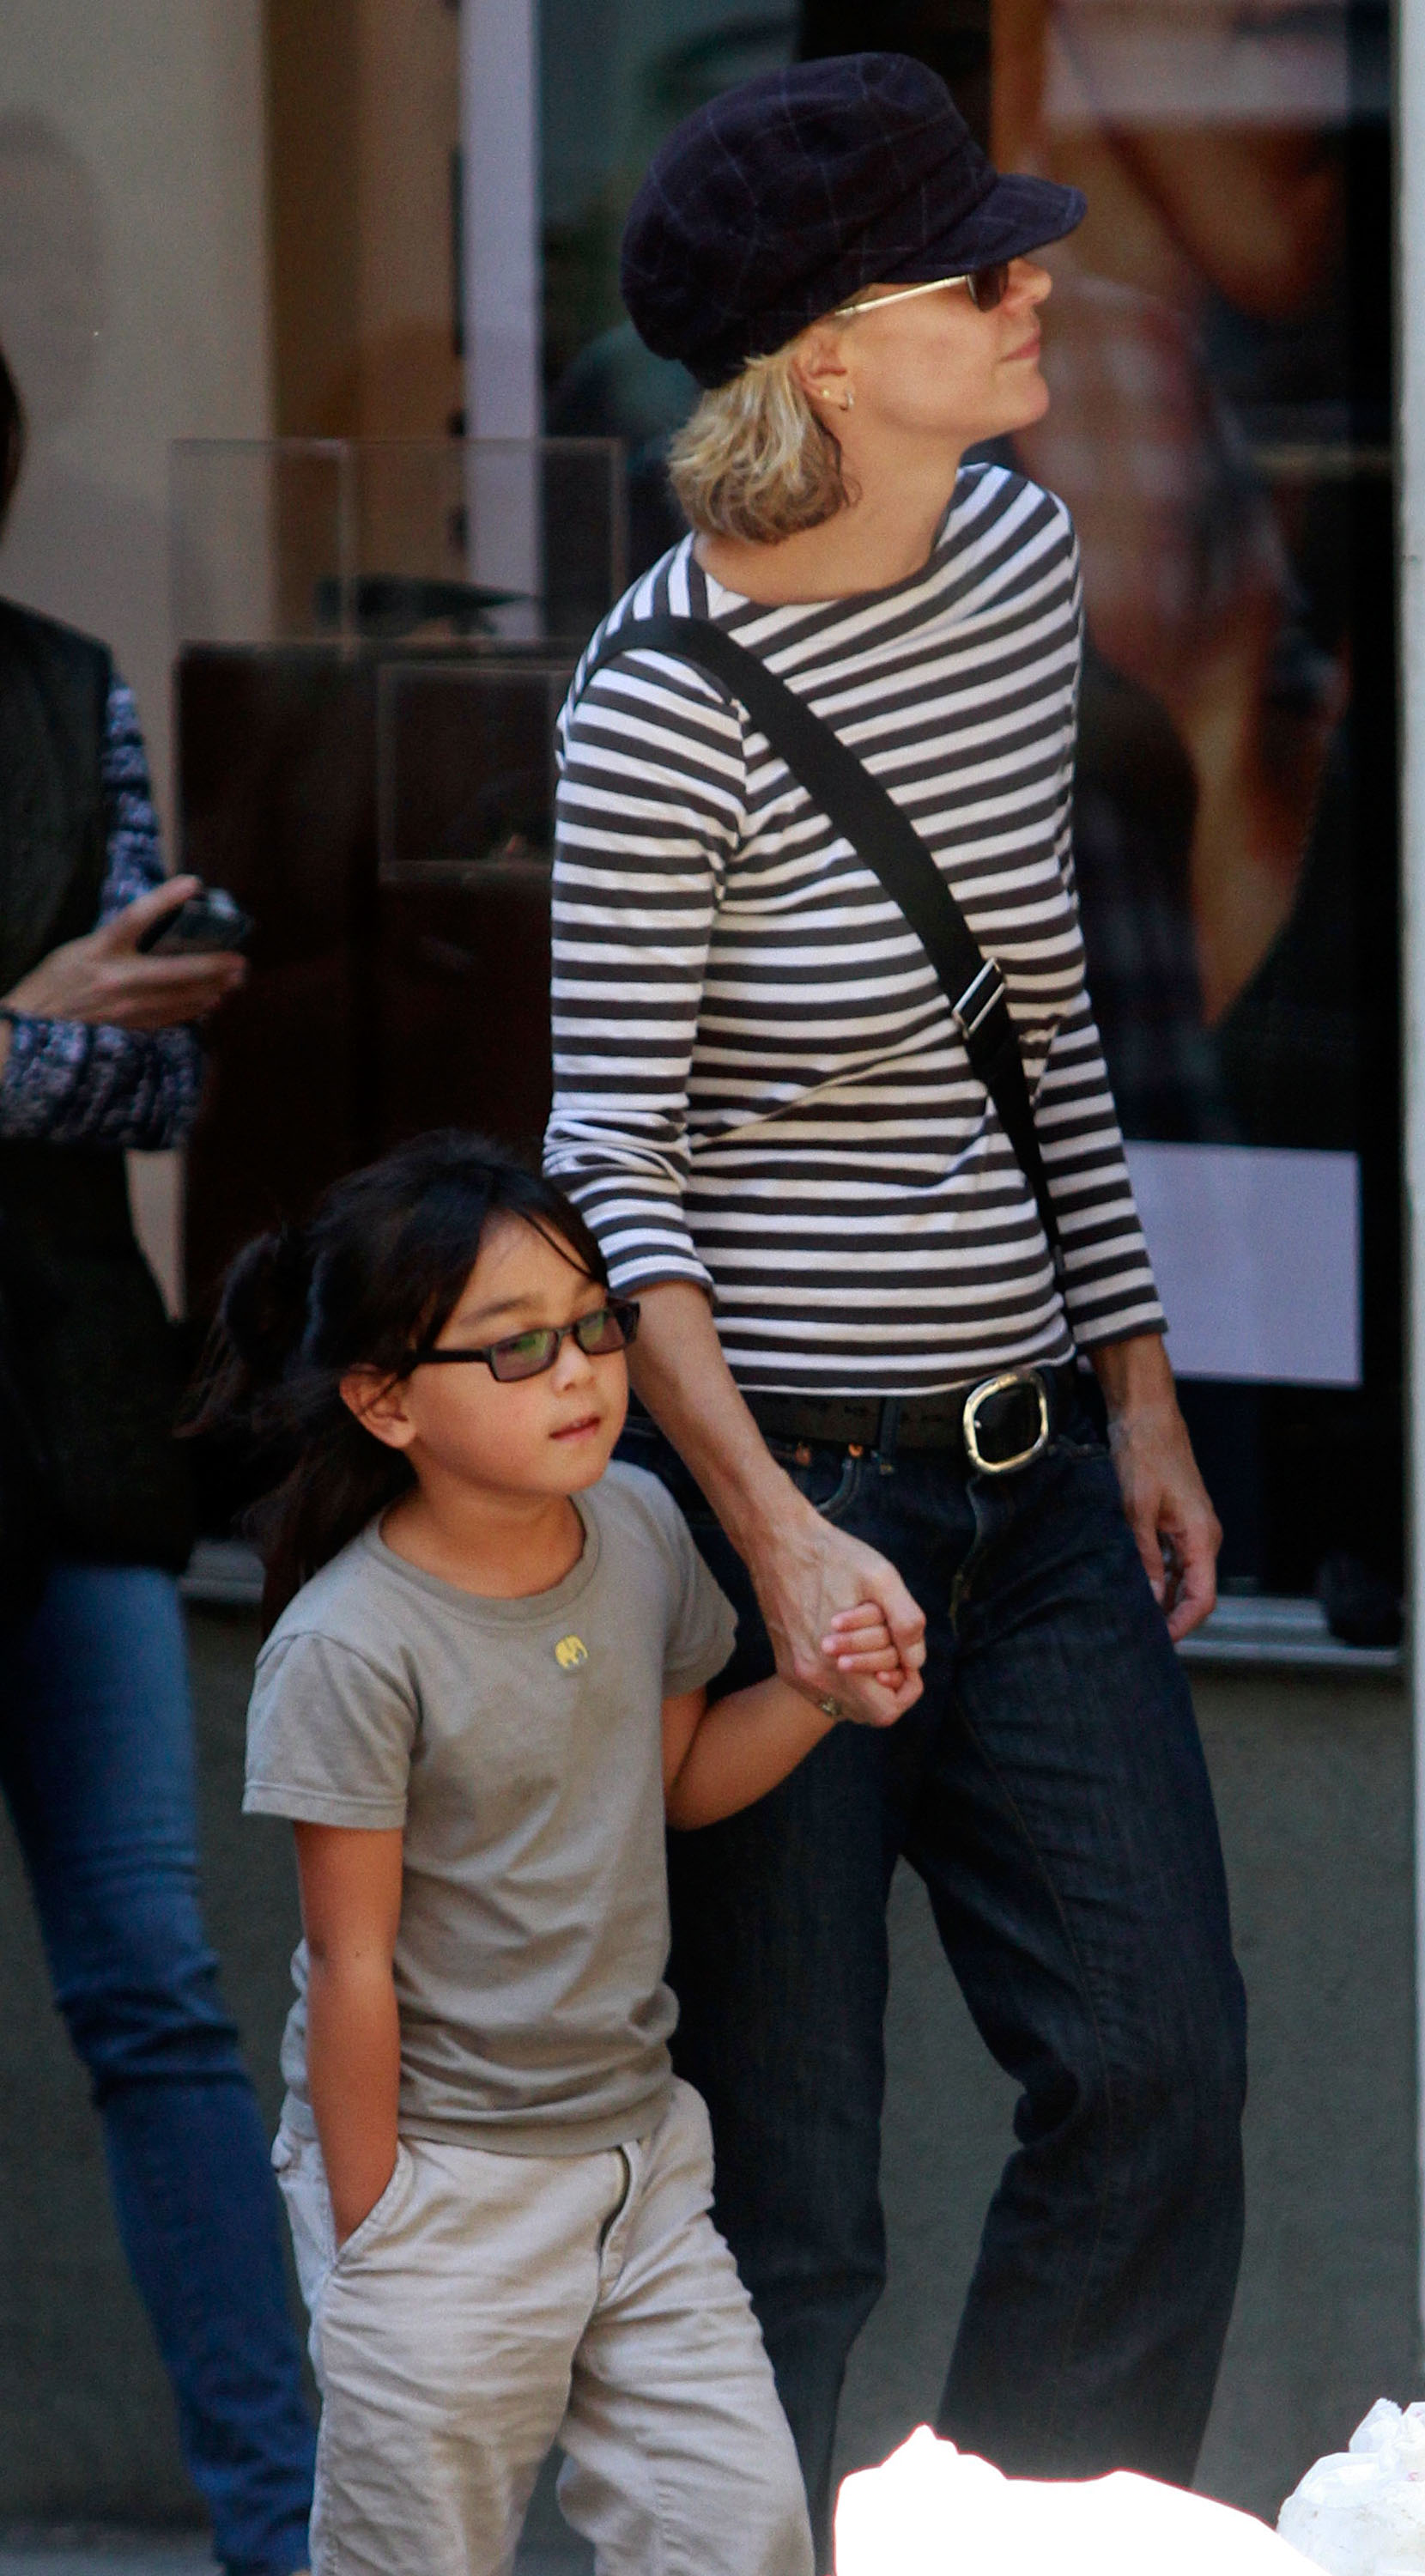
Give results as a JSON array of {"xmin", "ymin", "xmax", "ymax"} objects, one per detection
[
  {"xmin": 991, "ymin": 0, "xmax": 1397, "ymax": 1603},
  {"xmin": 998, "ymin": 0, "xmax": 1380, "ymax": 1124}
]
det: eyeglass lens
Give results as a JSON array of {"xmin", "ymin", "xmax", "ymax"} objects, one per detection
[
  {"xmin": 488, "ymin": 1302, "xmax": 635, "ymax": 1382},
  {"xmin": 967, "ymin": 263, "xmax": 1010, "ymax": 312}
]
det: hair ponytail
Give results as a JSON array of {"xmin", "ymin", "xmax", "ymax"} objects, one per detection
[
  {"xmin": 210, "ymin": 1223, "xmax": 312, "ymax": 1388},
  {"xmin": 187, "ymin": 1132, "xmax": 609, "ymax": 1630}
]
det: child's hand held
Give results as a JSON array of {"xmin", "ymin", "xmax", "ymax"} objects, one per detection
[{"xmin": 821, "ymin": 1601, "xmax": 909, "ymax": 1691}]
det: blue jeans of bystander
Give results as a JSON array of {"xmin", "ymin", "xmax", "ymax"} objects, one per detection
[
  {"xmin": 0, "ymin": 1563, "xmax": 315, "ymax": 2576},
  {"xmin": 622, "ymin": 1399, "xmax": 1247, "ymax": 2569}
]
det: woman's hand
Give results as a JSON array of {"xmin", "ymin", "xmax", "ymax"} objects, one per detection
[
  {"xmin": 628, "ymin": 1281, "xmax": 929, "ymax": 1728},
  {"xmin": 747, "ymin": 1498, "xmax": 926, "ymax": 1726},
  {"xmin": 1093, "ymin": 1334, "xmax": 1221, "ymax": 1640},
  {"xmin": 1, "ymin": 876, "xmax": 246, "ymax": 1031}
]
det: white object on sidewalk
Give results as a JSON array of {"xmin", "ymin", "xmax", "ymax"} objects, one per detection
[
  {"xmin": 834, "ymin": 2426, "xmax": 1317, "ymax": 2574},
  {"xmin": 1276, "ymin": 2398, "xmax": 1425, "ymax": 2573}
]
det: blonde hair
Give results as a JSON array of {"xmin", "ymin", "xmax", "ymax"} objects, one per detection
[{"xmin": 667, "ymin": 336, "xmax": 851, "ymax": 544}]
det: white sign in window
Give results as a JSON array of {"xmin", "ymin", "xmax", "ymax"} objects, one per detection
[{"xmin": 1125, "ymin": 1142, "xmax": 1361, "ymax": 1388}]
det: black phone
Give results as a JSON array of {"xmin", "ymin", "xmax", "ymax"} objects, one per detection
[{"xmin": 135, "ymin": 885, "xmax": 253, "ymax": 956}]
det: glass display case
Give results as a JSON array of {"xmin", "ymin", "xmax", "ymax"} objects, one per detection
[
  {"xmin": 171, "ymin": 437, "xmax": 623, "ymax": 1319},
  {"xmin": 172, "ymin": 434, "xmax": 626, "ymax": 653}
]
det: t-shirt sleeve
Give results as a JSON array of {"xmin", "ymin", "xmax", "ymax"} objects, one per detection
[
  {"xmin": 244, "ymin": 1631, "xmax": 417, "ymax": 1828},
  {"xmin": 657, "ymin": 1498, "xmax": 738, "ymax": 1697}
]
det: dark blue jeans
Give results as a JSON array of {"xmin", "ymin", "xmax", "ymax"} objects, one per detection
[
  {"xmin": 623, "ymin": 1403, "xmax": 1246, "ymax": 2566},
  {"xmin": 0, "ymin": 1564, "xmax": 315, "ymax": 2576}
]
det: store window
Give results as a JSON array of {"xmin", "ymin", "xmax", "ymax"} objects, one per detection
[
  {"xmin": 538, "ymin": 0, "xmax": 1398, "ymax": 1619},
  {"xmin": 203, "ymin": 2, "xmax": 1394, "ymax": 1619},
  {"xmin": 996, "ymin": 0, "xmax": 1396, "ymax": 1620},
  {"xmin": 541, "ymin": 1, "xmax": 798, "ymax": 561}
]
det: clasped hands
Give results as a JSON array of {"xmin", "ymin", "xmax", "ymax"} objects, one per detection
[{"xmin": 759, "ymin": 1506, "xmax": 929, "ymax": 1731}]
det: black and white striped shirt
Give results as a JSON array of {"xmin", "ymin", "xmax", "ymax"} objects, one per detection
[{"xmin": 544, "ymin": 464, "xmax": 1164, "ymax": 1394}]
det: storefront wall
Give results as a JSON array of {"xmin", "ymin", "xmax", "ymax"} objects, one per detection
[
  {"xmin": 0, "ymin": 0, "xmax": 271, "ymax": 844},
  {"xmin": 0, "ymin": 1, "xmax": 272, "ymax": 1313}
]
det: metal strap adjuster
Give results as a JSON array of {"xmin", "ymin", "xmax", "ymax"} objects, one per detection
[
  {"xmin": 952, "ymin": 958, "xmax": 1004, "ymax": 1040},
  {"xmin": 961, "ymin": 1369, "xmax": 1052, "ymax": 1476}
]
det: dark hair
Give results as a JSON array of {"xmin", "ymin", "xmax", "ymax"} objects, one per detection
[
  {"xmin": 190, "ymin": 1131, "xmax": 609, "ymax": 1628},
  {"xmin": 0, "ymin": 342, "xmax": 24, "ymax": 535}
]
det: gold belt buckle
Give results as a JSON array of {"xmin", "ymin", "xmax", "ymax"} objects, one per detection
[{"xmin": 961, "ymin": 1369, "xmax": 1052, "ymax": 1475}]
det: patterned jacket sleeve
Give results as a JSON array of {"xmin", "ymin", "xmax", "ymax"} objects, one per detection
[{"xmin": 0, "ymin": 674, "xmax": 203, "ymax": 1150}]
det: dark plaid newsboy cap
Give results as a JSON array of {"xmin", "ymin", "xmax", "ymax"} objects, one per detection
[{"xmin": 621, "ymin": 53, "xmax": 1086, "ymax": 389}]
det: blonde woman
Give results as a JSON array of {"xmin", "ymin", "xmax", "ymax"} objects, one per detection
[{"xmin": 545, "ymin": 54, "xmax": 1246, "ymax": 2572}]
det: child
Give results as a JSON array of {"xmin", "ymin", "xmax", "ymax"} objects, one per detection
[{"xmin": 200, "ymin": 1132, "xmax": 908, "ymax": 2576}]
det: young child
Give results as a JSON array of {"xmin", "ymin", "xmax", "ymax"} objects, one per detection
[{"xmin": 201, "ymin": 1132, "xmax": 908, "ymax": 2576}]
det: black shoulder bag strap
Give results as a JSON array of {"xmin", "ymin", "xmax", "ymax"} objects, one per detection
[{"xmin": 579, "ymin": 612, "xmax": 1064, "ymax": 1280}]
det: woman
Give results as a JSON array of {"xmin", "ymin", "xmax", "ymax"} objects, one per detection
[
  {"xmin": 544, "ymin": 53, "xmax": 1246, "ymax": 2572},
  {"xmin": 0, "ymin": 344, "xmax": 315, "ymax": 2576}
]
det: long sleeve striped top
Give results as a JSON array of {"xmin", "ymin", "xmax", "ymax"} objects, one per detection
[{"xmin": 543, "ymin": 462, "xmax": 1164, "ymax": 1394}]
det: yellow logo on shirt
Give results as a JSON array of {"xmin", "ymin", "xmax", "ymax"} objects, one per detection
[{"xmin": 555, "ymin": 1634, "xmax": 589, "ymax": 1671}]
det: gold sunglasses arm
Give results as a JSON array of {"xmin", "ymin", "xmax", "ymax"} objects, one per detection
[{"xmin": 832, "ymin": 273, "xmax": 971, "ymax": 319}]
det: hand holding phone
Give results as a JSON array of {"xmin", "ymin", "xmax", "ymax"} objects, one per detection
[
  {"xmin": 134, "ymin": 885, "xmax": 253, "ymax": 956},
  {"xmin": 0, "ymin": 877, "xmax": 249, "ymax": 1031}
]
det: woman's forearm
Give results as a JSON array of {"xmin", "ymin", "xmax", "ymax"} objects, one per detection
[
  {"xmin": 305, "ymin": 1954, "xmax": 402, "ymax": 2245},
  {"xmin": 628, "ymin": 1279, "xmax": 809, "ymax": 1554}
]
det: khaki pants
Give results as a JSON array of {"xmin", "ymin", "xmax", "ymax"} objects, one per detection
[{"xmin": 274, "ymin": 2078, "xmax": 814, "ymax": 2576}]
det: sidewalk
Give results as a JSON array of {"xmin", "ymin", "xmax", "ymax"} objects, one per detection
[
  {"xmin": 0, "ymin": 2549, "xmax": 212, "ymax": 2576},
  {"xmin": 0, "ymin": 2541, "xmax": 589, "ymax": 2574}
]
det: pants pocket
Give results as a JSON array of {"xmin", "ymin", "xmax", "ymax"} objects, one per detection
[
  {"xmin": 330, "ymin": 2141, "xmax": 415, "ymax": 2278},
  {"xmin": 272, "ymin": 2125, "xmax": 338, "ymax": 2321},
  {"xmin": 272, "ymin": 2127, "xmax": 416, "ymax": 2322},
  {"xmin": 785, "ymin": 1447, "xmax": 864, "ymax": 1523},
  {"xmin": 666, "ymin": 2075, "xmax": 715, "ymax": 2171}
]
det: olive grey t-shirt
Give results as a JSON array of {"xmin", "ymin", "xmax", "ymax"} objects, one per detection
[{"xmin": 244, "ymin": 1462, "xmax": 737, "ymax": 2154}]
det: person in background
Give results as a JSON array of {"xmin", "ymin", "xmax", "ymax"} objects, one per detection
[
  {"xmin": 0, "ymin": 343, "xmax": 316, "ymax": 2576},
  {"xmin": 544, "ymin": 53, "xmax": 1247, "ymax": 2573}
]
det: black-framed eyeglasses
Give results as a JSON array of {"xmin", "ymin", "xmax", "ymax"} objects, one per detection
[
  {"xmin": 403, "ymin": 1297, "xmax": 640, "ymax": 1384},
  {"xmin": 833, "ymin": 263, "xmax": 1012, "ymax": 318}
]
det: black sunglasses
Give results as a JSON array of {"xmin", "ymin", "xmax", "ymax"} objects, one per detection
[
  {"xmin": 964, "ymin": 263, "xmax": 1011, "ymax": 311},
  {"xmin": 403, "ymin": 1296, "xmax": 640, "ymax": 1384}
]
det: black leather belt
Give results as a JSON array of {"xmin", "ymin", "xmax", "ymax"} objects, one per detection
[{"xmin": 743, "ymin": 1362, "xmax": 1080, "ymax": 1473}]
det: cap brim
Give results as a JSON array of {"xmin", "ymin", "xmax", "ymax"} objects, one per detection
[{"xmin": 886, "ymin": 173, "xmax": 1087, "ymax": 281}]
